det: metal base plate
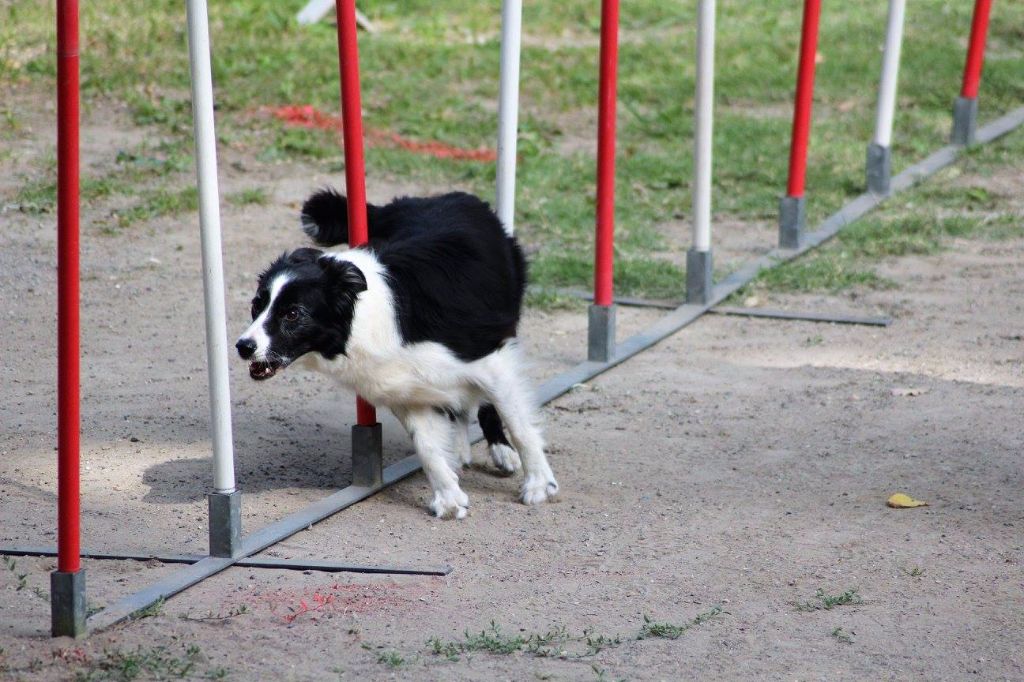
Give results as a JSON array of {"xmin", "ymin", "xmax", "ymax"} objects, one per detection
[
  {"xmin": 778, "ymin": 195, "xmax": 806, "ymax": 249},
  {"xmin": 51, "ymin": 570, "xmax": 87, "ymax": 638},
  {"xmin": 208, "ymin": 490, "xmax": 241, "ymax": 558},
  {"xmin": 587, "ymin": 304, "xmax": 617, "ymax": 362},
  {"xmin": 685, "ymin": 249, "xmax": 713, "ymax": 304},
  {"xmin": 951, "ymin": 96, "xmax": 978, "ymax": 146},
  {"xmin": 866, "ymin": 142, "xmax": 892, "ymax": 195}
]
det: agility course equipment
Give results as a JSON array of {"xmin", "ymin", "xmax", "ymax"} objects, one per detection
[
  {"xmin": 778, "ymin": 0, "xmax": 821, "ymax": 249},
  {"xmin": 5, "ymin": 1, "xmax": 1024, "ymax": 638},
  {"xmin": 952, "ymin": 0, "xmax": 993, "ymax": 145}
]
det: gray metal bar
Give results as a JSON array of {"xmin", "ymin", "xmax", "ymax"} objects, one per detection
[
  {"xmin": 709, "ymin": 306, "xmax": 892, "ymax": 327},
  {"xmin": 866, "ymin": 142, "xmax": 892, "ymax": 195},
  {"xmin": 350, "ymin": 423, "xmax": 383, "ymax": 488},
  {"xmin": 951, "ymin": 96, "xmax": 978, "ymax": 145},
  {"xmin": 587, "ymin": 304, "xmax": 617, "ymax": 362},
  {"xmin": 778, "ymin": 195, "xmax": 806, "ymax": 249},
  {"xmin": 208, "ymin": 490, "xmax": 241, "ymax": 558},
  {"xmin": 2, "ymin": 547, "xmax": 450, "ymax": 576},
  {"xmin": 51, "ymin": 570, "xmax": 86, "ymax": 638},
  {"xmin": 685, "ymin": 248, "xmax": 714, "ymax": 304}
]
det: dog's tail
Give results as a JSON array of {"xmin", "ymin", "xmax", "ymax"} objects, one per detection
[{"xmin": 300, "ymin": 187, "xmax": 379, "ymax": 246}]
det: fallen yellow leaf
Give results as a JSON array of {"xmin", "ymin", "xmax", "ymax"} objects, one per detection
[{"xmin": 887, "ymin": 493, "xmax": 928, "ymax": 508}]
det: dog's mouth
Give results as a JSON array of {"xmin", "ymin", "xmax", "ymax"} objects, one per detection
[{"xmin": 249, "ymin": 360, "xmax": 281, "ymax": 381}]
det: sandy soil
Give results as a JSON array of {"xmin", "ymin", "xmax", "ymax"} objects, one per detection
[{"xmin": 1, "ymin": 97, "xmax": 1022, "ymax": 681}]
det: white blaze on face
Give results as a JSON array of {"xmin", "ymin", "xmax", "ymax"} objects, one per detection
[{"xmin": 239, "ymin": 273, "xmax": 292, "ymax": 360}]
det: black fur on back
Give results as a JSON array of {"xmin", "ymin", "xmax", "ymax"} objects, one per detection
[
  {"xmin": 302, "ymin": 190, "xmax": 526, "ymax": 362},
  {"xmin": 375, "ymin": 193, "xmax": 526, "ymax": 362}
]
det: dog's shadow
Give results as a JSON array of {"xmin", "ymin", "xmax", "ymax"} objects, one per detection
[{"xmin": 140, "ymin": 421, "xmax": 414, "ymax": 503}]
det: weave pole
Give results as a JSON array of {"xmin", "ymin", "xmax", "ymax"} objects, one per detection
[
  {"xmin": 185, "ymin": 0, "xmax": 242, "ymax": 558},
  {"xmin": 495, "ymin": 0, "xmax": 523, "ymax": 235},
  {"xmin": 951, "ymin": 0, "xmax": 993, "ymax": 145},
  {"xmin": 778, "ymin": 0, "xmax": 822, "ymax": 249},
  {"xmin": 335, "ymin": 0, "xmax": 383, "ymax": 487},
  {"xmin": 686, "ymin": 0, "xmax": 716, "ymax": 304},
  {"xmin": 866, "ymin": 0, "xmax": 907, "ymax": 195},
  {"xmin": 587, "ymin": 0, "xmax": 620, "ymax": 363},
  {"xmin": 52, "ymin": 0, "xmax": 86, "ymax": 638}
]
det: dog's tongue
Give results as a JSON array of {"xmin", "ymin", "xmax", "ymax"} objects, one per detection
[{"xmin": 249, "ymin": 362, "xmax": 277, "ymax": 380}]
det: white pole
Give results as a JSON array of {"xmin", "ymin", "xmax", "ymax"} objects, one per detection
[
  {"xmin": 186, "ymin": 0, "xmax": 236, "ymax": 494},
  {"xmin": 872, "ymin": 0, "xmax": 906, "ymax": 147},
  {"xmin": 495, "ymin": 0, "xmax": 523, "ymax": 235},
  {"xmin": 692, "ymin": 0, "xmax": 715, "ymax": 253}
]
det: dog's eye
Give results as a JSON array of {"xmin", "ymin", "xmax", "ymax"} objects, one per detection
[
  {"xmin": 284, "ymin": 308, "xmax": 300, "ymax": 322},
  {"xmin": 250, "ymin": 299, "xmax": 263, "ymax": 319}
]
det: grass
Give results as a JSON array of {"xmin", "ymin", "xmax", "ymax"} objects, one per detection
[
  {"xmin": 72, "ymin": 644, "xmax": 226, "ymax": 682},
  {"xmin": 3, "ymin": 1, "xmax": 1023, "ymax": 300},
  {"xmin": 831, "ymin": 627, "xmax": 854, "ymax": 644},
  {"xmin": 795, "ymin": 588, "xmax": 863, "ymax": 612},
  {"xmin": 637, "ymin": 606, "xmax": 724, "ymax": 640},
  {"xmin": 375, "ymin": 650, "xmax": 407, "ymax": 668}
]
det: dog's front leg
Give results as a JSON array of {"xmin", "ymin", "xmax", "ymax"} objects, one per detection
[{"xmin": 401, "ymin": 407, "xmax": 470, "ymax": 519}]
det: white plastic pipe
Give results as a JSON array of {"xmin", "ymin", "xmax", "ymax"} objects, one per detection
[
  {"xmin": 692, "ymin": 0, "xmax": 715, "ymax": 253},
  {"xmin": 495, "ymin": 0, "xmax": 523, "ymax": 235},
  {"xmin": 186, "ymin": 0, "xmax": 236, "ymax": 494},
  {"xmin": 872, "ymin": 0, "xmax": 906, "ymax": 147}
]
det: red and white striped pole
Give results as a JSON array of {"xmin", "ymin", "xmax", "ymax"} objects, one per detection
[
  {"xmin": 53, "ymin": 0, "xmax": 87, "ymax": 638},
  {"xmin": 951, "ymin": 0, "xmax": 993, "ymax": 145},
  {"xmin": 588, "ymin": 0, "xmax": 619, "ymax": 363},
  {"xmin": 335, "ymin": 0, "xmax": 383, "ymax": 486},
  {"xmin": 779, "ymin": 0, "xmax": 821, "ymax": 249}
]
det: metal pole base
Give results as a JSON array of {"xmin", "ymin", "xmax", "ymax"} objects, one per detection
[
  {"xmin": 778, "ymin": 195, "xmax": 806, "ymax": 249},
  {"xmin": 351, "ymin": 423, "xmax": 383, "ymax": 488},
  {"xmin": 685, "ymin": 248, "xmax": 714, "ymax": 305},
  {"xmin": 951, "ymin": 96, "xmax": 978, "ymax": 146},
  {"xmin": 866, "ymin": 142, "xmax": 892, "ymax": 195},
  {"xmin": 51, "ymin": 569, "xmax": 87, "ymax": 638},
  {"xmin": 587, "ymin": 304, "xmax": 617, "ymax": 362},
  {"xmin": 208, "ymin": 490, "xmax": 242, "ymax": 558}
]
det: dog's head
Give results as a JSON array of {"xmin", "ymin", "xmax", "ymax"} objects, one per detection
[{"xmin": 235, "ymin": 248, "xmax": 367, "ymax": 380}]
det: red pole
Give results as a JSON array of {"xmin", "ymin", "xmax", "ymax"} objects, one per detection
[
  {"xmin": 56, "ymin": 0, "xmax": 81, "ymax": 575},
  {"xmin": 960, "ymin": 0, "xmax": 992, "ymax": 99},
  {"xmin": 785, "ymin": 0, "xmax": 821, "ymax": 198},
  {"xmin": 593, "ymin": 0, "xmax": 619, "ymax": 308},
  {"xmin": 335, "ymin": 0, "xmax": 376, "ymax": 427}
]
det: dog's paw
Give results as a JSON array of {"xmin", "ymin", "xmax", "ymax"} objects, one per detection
[
  {"xmin": 488, "ymin": 443, "xmax": 521, "ymax": 477},
  {"xmin": 520, "ymin": 474, "xmax": 559, "ymax": 505},
  {"xmin": 429, "ymin": 487, "xmax": 470, "ymax": 520}
]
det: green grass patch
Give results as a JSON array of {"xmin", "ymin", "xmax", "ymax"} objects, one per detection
[
  {"xmin": 227, "ymin": 186, "xmax": 269, "ymax": 207},
  {"xmin": 637, "ymin": 606, "xmax": 724, "ymax": 640},
  {"xmin": 755, "ymin": 253, "xmax": 893, "ymax": 294},
  {"xmin": 795, "ymin": 588, "xmax": 863, "ymax": 612},
  {"xmin": 71, "ymin": 644, "xmax": 226, "ymax": 681},
  {"xmin": 114, "ymin": 187, "xmax": 198, "ymax": 228},
  {"xmin": 531, "ymin": 253, "xmax": 685, "ymax": 299}
]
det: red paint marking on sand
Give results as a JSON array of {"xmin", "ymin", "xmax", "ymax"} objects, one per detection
[{"xmin": 267, "ymin": 105, "xmax": 497, "ymax": 162}]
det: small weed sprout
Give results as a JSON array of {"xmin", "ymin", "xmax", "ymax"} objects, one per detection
[
  {"xmin": 831, "ymin": 627, "xmax": 854, "ymax": 644},
  {"xmin": 638, "ymin": 606, "xmax": 724, "ymax": 640},
  {"xmin": 795, "ymin": 588, "xmax": 862, "ymax": 612}
]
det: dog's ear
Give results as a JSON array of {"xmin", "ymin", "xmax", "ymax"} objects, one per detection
[
  {"xmin": 286, "ymin": 247, "xmax": 324, "ymax": 265},
  {"xmin": 317, "ymin": 255, "xmax": 367, "ymax": 295}
]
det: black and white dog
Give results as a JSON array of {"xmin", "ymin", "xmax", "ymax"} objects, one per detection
[{"xmin": 235, "ymin": 189, "xmax": 558, "ymax": 519}]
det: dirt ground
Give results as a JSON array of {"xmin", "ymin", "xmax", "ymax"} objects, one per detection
[{"xmin": 1, "ymin": 98, "xmax": 1023, "ymax": 681}]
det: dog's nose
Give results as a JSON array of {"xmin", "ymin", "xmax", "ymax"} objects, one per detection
[{"xmin": 236, "ymin": 338, "xmax": 256, "ymax": 360}]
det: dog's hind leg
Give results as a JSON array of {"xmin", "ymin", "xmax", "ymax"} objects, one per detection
[
  {"xmin": 400, "ymin": 407, "xmax": 470, "ymax": 519},
  {"xmin": 482, "ymin": 352, "xmax": 558, "ymax": 505},
  {"xmin": 477, "ymin": 404, "xmax": 520, "ymax": 476},
  {"xmin": 451, "ymin": 410, "xmax": 474, "ymax": 468}
]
